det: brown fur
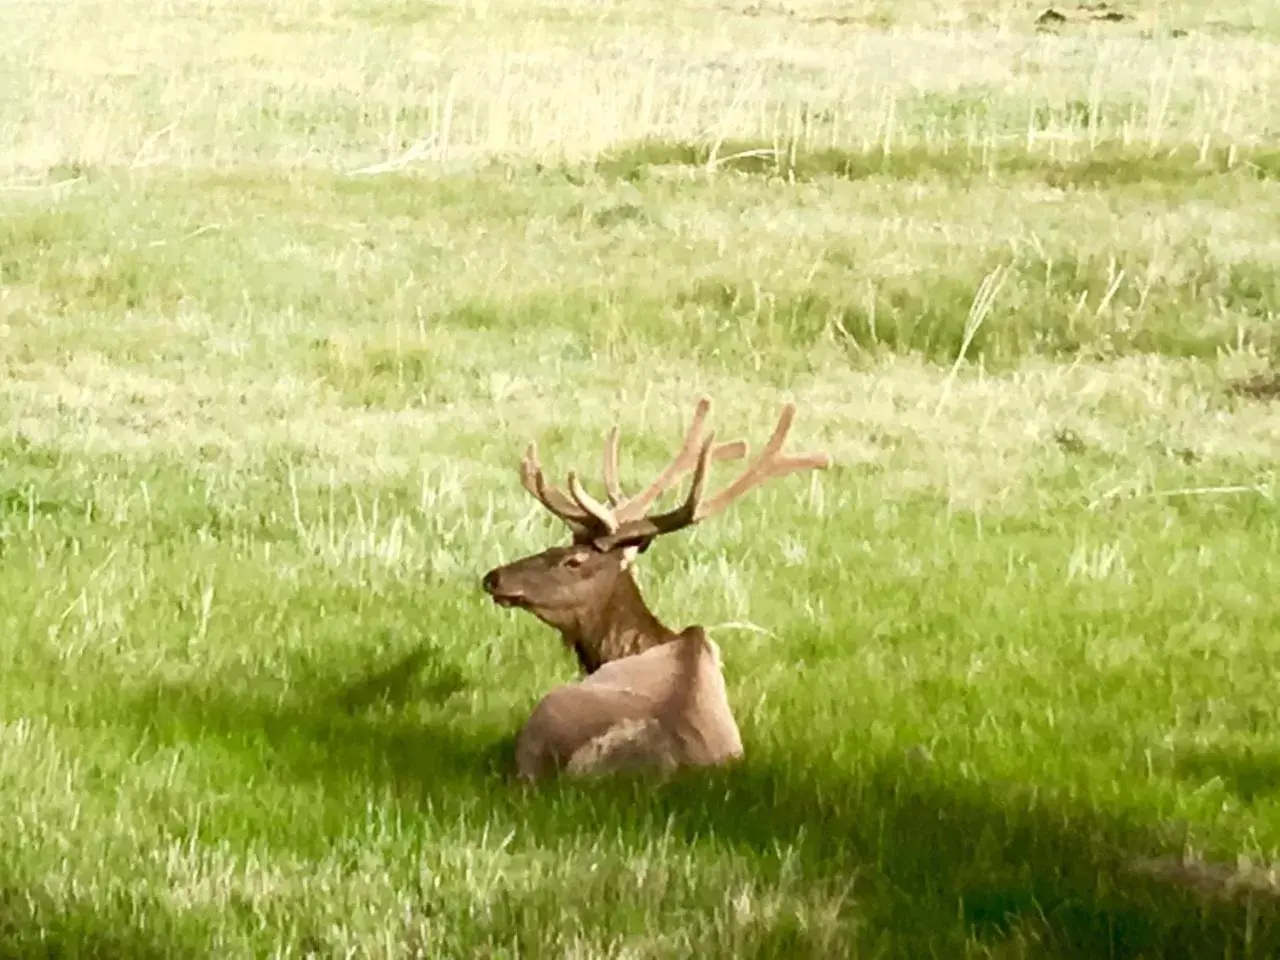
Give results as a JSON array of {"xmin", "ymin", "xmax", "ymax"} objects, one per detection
[{"xmin": 513, "ymin": 627, "xmax": 743, "ymax": 780}]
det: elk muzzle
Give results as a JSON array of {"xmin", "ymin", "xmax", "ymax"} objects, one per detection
[{"xmin": 481, "ymin": 567, "xmax": 526, "ymax": 608}]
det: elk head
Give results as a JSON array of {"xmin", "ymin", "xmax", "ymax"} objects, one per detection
[{"xmin": 482, "ymin": 396, "xmax": 831, "ymax": 673}]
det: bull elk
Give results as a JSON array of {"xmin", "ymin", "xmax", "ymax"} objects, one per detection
[{"xmin": 482, "ymin": 396, "xmax": 830, "ymax": 780}]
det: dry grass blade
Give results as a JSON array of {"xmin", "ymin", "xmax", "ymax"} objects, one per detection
[{"xmin": 934, "ymin": 265, "xmax": 1010, "ymax": 416}]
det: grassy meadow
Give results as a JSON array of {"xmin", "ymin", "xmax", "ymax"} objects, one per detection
[{"xmin": 3, "ymin": 0, "xmax": 1280, "ymax": 954}]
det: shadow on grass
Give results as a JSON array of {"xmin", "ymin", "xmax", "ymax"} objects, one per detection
[
  {"xmin": 642, "ymin": 762, "xmax": 1280, "ymax": 957},
  {"xmin": 594, "ymin": 138, "xmax": 1280, "ymax": 189},
  {"xmin": 1175, "ymin": 742, "xmax": 1280, "ymax": 804},
  {"xmin": 120, "ymin": 647, "xmax": 1280, "ymax": 958},
  {"xmin": 128, "ymin": 645, "xmax": 516, "ymax": 796},
  {"xmin": 327, "ymin": 642, "xmax": 470, "ymax": 714}
]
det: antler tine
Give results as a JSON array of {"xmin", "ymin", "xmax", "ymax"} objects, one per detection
[
  {"xmin": 520, "ymin": 443, "xmax": 582, "ymax": 518},
  {"xmin": 567, "ymin": 470, "xmax": 619, "ymax": 533},
  {"xmin": 606, "ymin": 396, "xmax": 710, "ymax": 523},
  {"xmin": 602, "ymin": 426, "xmax": 623, "ymax": 506},
  {"xmin": 593, "ymin": 401, "xmax": 830, "ymax": 549},
  {"xmin": 519, "ymin": 442, "xmax": 597, "ymax": 540},
  {"xmin": 614, "ymin": 438, "xmax": 749, "ymax": 523},
  {"xmin": 604, "ymin": 418, "xmax": 740, "ymax": 510},
  {"xmin": 690, "ymin": 401, "xmax": 831, "ymax": 523},
  {"xmin": 611, "ymin": 396, "xmax": 749, "ymax": 524},
  {"xmin": 591, "ymin": 433, "xmax": 717, "ymax": 548},
  {"xmin": 676, "ymin": 432, "xmax": 718, "ymax": 524}
]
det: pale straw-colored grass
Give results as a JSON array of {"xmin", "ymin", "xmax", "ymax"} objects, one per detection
[{"xmin": 2, "ymin": 0, "xmax": 1278, "ymax": 176}]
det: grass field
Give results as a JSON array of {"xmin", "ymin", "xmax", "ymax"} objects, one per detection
[{"xmin": 3, "ymin": 0, "xmax": 1280, "ymax": 955}]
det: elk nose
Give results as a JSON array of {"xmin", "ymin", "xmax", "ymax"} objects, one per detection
[{"xmin": 481, "ymin": 569, "xmax": 500, "ymax": 594}]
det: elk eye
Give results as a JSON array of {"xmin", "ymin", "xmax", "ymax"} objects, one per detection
[{"xmin": 563, "ymin": 554, "xmax": 585, "ymax": 569}]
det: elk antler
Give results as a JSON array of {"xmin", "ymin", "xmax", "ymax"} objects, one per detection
[
  {"xmin": 590, "ymin": 399, "xmax": 831, "ymax": 551},
  {"xmin": 519, "ymin": 441, "xmax": 597, "ymax": 541},
  {"xmin": 519, "ymin": 396, "xmax": 749, "ymax": 543}
]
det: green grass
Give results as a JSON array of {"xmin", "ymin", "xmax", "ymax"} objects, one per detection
[{"xmin": 3, "ymin": 0, "xmax": 1280, "ymax": 955}]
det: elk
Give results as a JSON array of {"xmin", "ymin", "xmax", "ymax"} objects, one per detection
[{"xmin": 482, "ymin": 396, "xmax": 831, "ymax": 780}]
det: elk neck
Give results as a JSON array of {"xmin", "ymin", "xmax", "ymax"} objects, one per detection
[{"xmin": 563, "ymin": 567, "xmax": 680, "ymax": 673}]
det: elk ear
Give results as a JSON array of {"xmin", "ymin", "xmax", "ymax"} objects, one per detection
[
  {"xmin": 592, "ymin": 533, "xmax": 653, "ymax": 554},
  {"xmin": 590, "ymin": 532, "xmax": 653, "ymax": 571}
]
